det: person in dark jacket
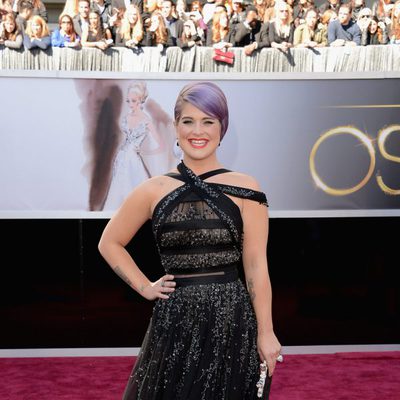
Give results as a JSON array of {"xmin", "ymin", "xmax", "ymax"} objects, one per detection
[{"xmin": 233, "ymin": 6, "xmax": 270, "ymax": 54}]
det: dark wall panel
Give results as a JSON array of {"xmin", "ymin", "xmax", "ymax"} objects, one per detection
[{"xmin": 1, "ymin": 218, "xmax": 399, "ymax": 348}]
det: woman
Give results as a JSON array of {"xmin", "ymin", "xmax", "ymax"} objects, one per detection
[
  {"xmin": 315, "ymin": 7, "xmax": 336, "ymax": 45},
  {"xmin": 23, "ymin": 15, "xmax": 51, "ymax": 50},
  {"xmin": 293, "ymin": 0, "xmax": 315, "ymax": 28},
  {"xmin": 51, "ymin": 13, "xmax": 81, "ymax": 48},
  {"xmin": 269, "ymin": 0, "xmax": 295, "ymax": 52},
  {"xmin": 253, "ymin": 0, "xmax": 270, "ymax": 22},
  {"xmin": 294, "ymin": 7, "xmax": 326, "ymax": 47},
  {"xmin": 361, "ymin": 15, "xmax": 389, "ymax": 44},
  {"xmin": 0, "ymin": 12, "xmax": 23, "ymax": 49},
  {"xmin": 81, "ymin": 10, "xmax": 113, "ymax": 50},
  {"xmin": 98, "ymin": 81, "xmax": 282, "ymax": 399},
  {"xmin": 142, "ymin": 10, "xmax": 173, "ymax": 50},
  {"xmin": 115, "ymin": 4, "xmax": 144, "ymax": 48},
  {"xmin": 206, "ymin": 9, "xmax": 234, "ymax": 48},
  {"xmin": 351, "ymin": 0, "xmax": 366, "ymax": 21},
  {"xmin": 175, "ymin": 0, "xmax": 188, "ymax": 20},
  {"xmin": 356, "ymin": 7, "xmax": 373, "ymax": 34},
  {"xmin": 389, "ymin": 0, "xmax": 400, "ymax": 43},
  {"xmin": 372, "ymin": 0, "xmax": 393, "ymax": 24},
  {"xmin": 177, "ymin": 18, "xmax": 203, "ymax": 48},
  {"xmin": 0, "ymin": 0, "xmax": 12, "ymax": 17},
  {"xmin": 103, "ymin": 82, "xmax": 170, "ymax": 210}
]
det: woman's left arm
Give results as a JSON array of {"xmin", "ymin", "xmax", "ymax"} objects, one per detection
[{"xmin": 241, "ymin": 176, "xmax": 281, "ymax": 377}]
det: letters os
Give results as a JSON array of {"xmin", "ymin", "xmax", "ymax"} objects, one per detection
[{"xmin": 309, "ymin": 125, "xmax": 400, "ymax": 196}]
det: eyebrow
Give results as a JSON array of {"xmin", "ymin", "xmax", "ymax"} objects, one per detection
[{"xmin": 180, "ymin": 115, "xmax": 216, "ymax": 120}]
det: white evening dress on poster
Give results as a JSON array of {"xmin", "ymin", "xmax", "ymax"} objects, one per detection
[{"xmin": 103, "ymin": 118, "xmax": 154, "ymax": 210}]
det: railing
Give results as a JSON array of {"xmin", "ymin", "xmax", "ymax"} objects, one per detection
[{"xmin": 1, "ymin": 45, "xmax": 399, "ymax": 72}]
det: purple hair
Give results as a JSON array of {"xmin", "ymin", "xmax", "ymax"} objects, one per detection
[{"xmin": 174, "ymin": 81, "xmax": 229, "ymax": 140}]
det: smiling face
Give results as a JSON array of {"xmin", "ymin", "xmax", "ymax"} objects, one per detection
[
  {"xmin": 78, "ymin": 0, "xmax": 90, "ymax": 18},
  {"xmin": 369, "ymin": 19, "xmax": 378, "ymax": 33},
  {"xmin": 175, "ymin": 102, "xmax": 221, "ymax": 163},
  {"xmin": 4, "ymin": 18, "xmax": 16, "ymax": 33},
  {"xmin": 89, "ymin": 12, "xmax": 100, "ymax": 28}
]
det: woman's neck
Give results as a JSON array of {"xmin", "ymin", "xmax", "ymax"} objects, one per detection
[{"xmin": 182, "ymin": 157, "xmax": 223, "ymax": 176}]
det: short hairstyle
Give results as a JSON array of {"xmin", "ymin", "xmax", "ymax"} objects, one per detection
[
  {"xmin": 339, "ymin": 3, "xmax": 352, "ymax": 13},
  {"xmin": 127, "ymin": 81, "xmax": 148, "ymax": 103},
  {"xmin": 18, "ymin": 0, "xmax": 33, "ymax": 12},
  {"xmin": 174, "ymin": 81, "xmax": 229, "ymax": 140}
]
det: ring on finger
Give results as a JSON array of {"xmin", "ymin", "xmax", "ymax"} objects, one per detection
[
  {"xmin": 276, "ymin": 354, "xmax": 283, "ymax": 363},
  {"xmin": 160, "ymin": 280, "xmax": 165, "ymax": 287}
]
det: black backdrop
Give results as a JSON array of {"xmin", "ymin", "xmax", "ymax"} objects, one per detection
[{"xmin": 1, "ymin": 217, "xmax": 399, "ymax": 349}]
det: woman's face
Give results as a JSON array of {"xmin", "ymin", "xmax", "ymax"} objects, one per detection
[
  {"xmin": 4, "ymin": 19, "xmax": 15, "ymax": 33},
  {"xmin": 369, "ymin": 19, "xmax": 378, "ymax": 33},
  {"xmin": 128, "ymin": 8, "xmax": 138, "ymax": 24},
  {"xmin": 126, "ymin": 91, "xmax": 141, "ymax": 113},
  {"xmin": 89, "ymin": 12, "xmax": 99, "ymax": 27},
  {"xmin": 176, "ymin": 0, "xmax": 185, "ymax": 12},
  {"xmin": 175, "ymin": 102, "xmax": 221, "ymax": 163},
  {"xmin": 277, "ymin": 5, "xmax": 289, "ymax": 21},
  {"xmin": 305, "ymin": 10, "xmax": 317, "ymax": 28},
  {"xmin": 151, "ymin": 15, "xmax": 160, "ymax": 28},
  {"xmin": 31, "ymin": 21, "xmax": 42, "ymax": 36},
  {"xmin": 60, "ymin": 17, "xmax": 73, "ymax": 33},
  {"xmin": 219, "ymin": 12, "xmax": 228, "ymax": 27}
]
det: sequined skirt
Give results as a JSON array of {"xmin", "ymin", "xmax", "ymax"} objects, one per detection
[{"xmin": 122, "ymin": 278, "xmax": 272, "ymax": 400}]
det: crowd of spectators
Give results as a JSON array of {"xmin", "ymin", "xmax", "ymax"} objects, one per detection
[{"xmin": 0, "ymin": 0, "xmax": 399, "ymax": 53}]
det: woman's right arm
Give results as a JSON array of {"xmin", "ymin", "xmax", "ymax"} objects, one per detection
[
  {"xmin": 5, "ymin": 33, "xmax": 23, "ymax": 49},
  {"xmin": 98, "ymin": 178, "xmax": 175, "ymax": 300}
]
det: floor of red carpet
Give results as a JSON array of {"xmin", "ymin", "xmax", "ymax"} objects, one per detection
[{"xmin": 1, "ymin": 351, "xmax": 399, "ymax": 400}]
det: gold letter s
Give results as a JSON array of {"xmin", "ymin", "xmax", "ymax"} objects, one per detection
[{"xmin": 376, "ymin": 124, "xmax": 400, "ymax": 195}]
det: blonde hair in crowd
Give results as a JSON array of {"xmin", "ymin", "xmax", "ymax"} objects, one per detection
[{"xmin": 25, "ymin": 15, "xmax": 50, "ymax": 37}]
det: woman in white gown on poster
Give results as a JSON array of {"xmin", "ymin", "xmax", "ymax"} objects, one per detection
[{"xmin": 103, "ymin": 82, "xmax": 179, "ymax": 210}]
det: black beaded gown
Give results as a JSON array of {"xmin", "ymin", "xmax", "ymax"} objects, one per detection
[{"xmin": 122, "ymin": 162, "xmax": 272, "ymax": 400}]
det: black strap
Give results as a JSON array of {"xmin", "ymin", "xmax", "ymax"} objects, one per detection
[
  {"xmin": 164, "ymin": 168, "xmax": 231, "ymax": 182},
  {"xmin": 177, "ymin": 161, "xmax": 242, "ymax": 246},
  {"xmin": 166, "ymin": 166, "xmax": 268, "ymax": 206}
]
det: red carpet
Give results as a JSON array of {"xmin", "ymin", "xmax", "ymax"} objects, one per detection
[{"xmin": 1, "ymin": 352, "xmax": 399, "ymax": 400}]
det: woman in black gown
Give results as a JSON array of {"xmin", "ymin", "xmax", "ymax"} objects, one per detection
[{"xmin": 98, "ymin": 81, "xmax": 282, "ymax": 399}]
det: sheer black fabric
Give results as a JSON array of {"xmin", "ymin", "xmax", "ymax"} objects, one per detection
[{"xmin": 122, "ymin": 162, "xmax": 271, "ymax": 399}]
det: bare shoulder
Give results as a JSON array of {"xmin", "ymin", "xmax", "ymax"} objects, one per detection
[
  {"xmin": 139, "ymin": 174, "xmax": 174, "ymax": 196},
  {"xmin": 217, "ymin": 171, "xmax": 262, "ymax": 192}
]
